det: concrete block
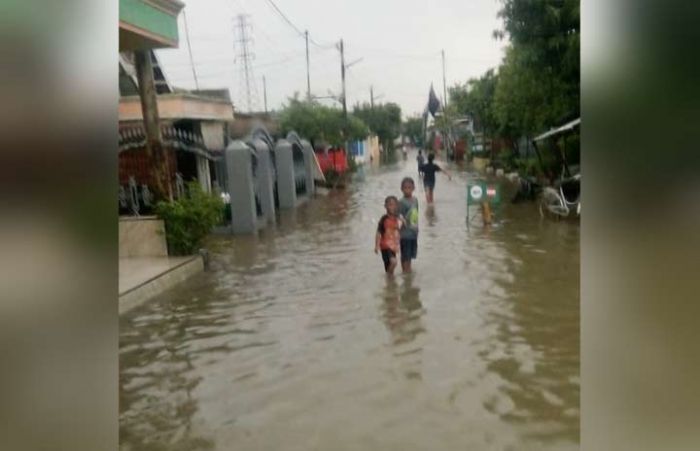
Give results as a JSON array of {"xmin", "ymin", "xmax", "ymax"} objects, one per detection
[
  {"xmin": 119, "ymin": 216, "xmax": 168, "ymax": 258},
  {"xmin": 302, "ymin": 141, "xmax": 316, "ymax": 196},
  {"xmin": 274, "ymin": 139, "xmax": 297, "ymax": 209},
  {"xmin": 250, "ymin": 138, "xmax": 276, "ymax": 224},
  {"xmin": 226, "ymin": 140, "xmax": 258, "ymax": 234}
]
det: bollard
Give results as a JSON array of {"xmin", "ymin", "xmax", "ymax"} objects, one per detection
[
  {"xmin": 225, "ymin": 140, "xmax": 257, "ymax": 234},
  {"xmin": 481, "ymin": 201, "xmax": 492, "ymax": 225},
  {"xmin": 198, "ymin": 248, "xmax": 210, "ymax": 270},
  {"xmin": 274, "ymin": 139, "xmax": 297, "ymax": 209},
  {"xmin": 249, "ymin": 138, "xmax": 276, "ymax": 224}
]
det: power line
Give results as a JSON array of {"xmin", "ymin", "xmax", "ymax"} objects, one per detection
[
  {"xmin": 182, "ymin": 10, "xmax": 199, "ymax": 90},
  {"xmin": 261, "ymin": 0, "xmax": 332, "ymax": 48},
  {"xmin": 263, "ymin": 0, "xmax": 303, "ymax": 35}
]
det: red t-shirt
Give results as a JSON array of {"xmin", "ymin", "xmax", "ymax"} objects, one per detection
[{"xmin": 377, "ymin": 214, "xmax": 401, "ymax": 252}]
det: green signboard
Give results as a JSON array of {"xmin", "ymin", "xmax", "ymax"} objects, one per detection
[
  {"xmin": 467, "ymin": 182, "xmax": 500, "ymax": 204},
  {"xmin": 120, "ymin": 0, "xmax": 180, "ymax": 45},
  {"xmin": 466, "ymin": 182, "xmax": 500, "ymax": 227}
]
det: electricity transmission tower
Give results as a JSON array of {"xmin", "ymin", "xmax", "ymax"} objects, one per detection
[{"xmin": 233, "ymin": 14, "xmax": 259, "ymax": 112}]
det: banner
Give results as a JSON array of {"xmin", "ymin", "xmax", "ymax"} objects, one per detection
[{"xmin": 428, "ymin": 84, "xmax": 441, "ymax": 117}]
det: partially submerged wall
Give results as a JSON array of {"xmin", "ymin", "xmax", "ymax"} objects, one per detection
[{"xmin": 119, "ymin": 216, "xmax": 168, "ymax": 258}]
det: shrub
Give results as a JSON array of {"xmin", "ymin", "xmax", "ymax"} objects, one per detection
[
  {"xmin": 155, "ymin": 182, "xmax": 224, "ymax": 255},
  {"xmin": 513, "ymin": 157, "xmax": 540, "ymax": 177}
]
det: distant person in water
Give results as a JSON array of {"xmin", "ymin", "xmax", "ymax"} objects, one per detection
[
  {"xmin": 416, "ymin": 150, "xmax": 425, "ymax": 178},
  {"xmin": 421, "ymin": 153, "xmax": 452, "ymax": 203},
  {"xmin": 375, "ymin": 195, "xmax": 403, "ymax": 275},
  {"xmin": 398, "ymin": 177, "xmax": 419, "ymax": 273}
]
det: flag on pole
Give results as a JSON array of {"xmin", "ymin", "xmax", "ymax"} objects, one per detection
[{"xmin": 428, "ymin": 84, "xmax": 441, "ymax": 117}]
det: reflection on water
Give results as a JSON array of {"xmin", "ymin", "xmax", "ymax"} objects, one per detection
[
  {"xmin": 424, "ymin": 204, "xmax": 437, "ymax": 226},
  {"xmin": 380, "ymin": 275, "xmax": 425, "ymax": 346},
  {"xmin": 120, "ymin": 156, "xmax": 579, "ymax": 450}
]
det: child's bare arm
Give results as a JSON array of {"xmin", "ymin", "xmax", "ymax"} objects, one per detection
[
  {"xmin": 440, "ymin": 166, "xmax": 453, "ymax": 180},
  {"xmin": 375, "ymin": 231, "xmax": 381, "ymax": 253}
]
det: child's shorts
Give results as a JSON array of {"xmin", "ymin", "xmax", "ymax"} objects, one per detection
[
  {"xmin": 400, "ymin": 238, "xmax": 418, "ymax": 262},
  {"xmin": 381, "ymin": 249, "xmax": 397, "ymax": 271}
]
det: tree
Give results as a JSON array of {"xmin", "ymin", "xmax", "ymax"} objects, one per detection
[
  {"xmin": 493, "ymin": 44, "xmax": 567, "ymax": 141},
  {"xmin": 449, "ymin": 69, "xmax": 499, "ymax": 138},
  {"xmin": 446, "ymin": 0, "xmax": 579, "ymax": 169},
  {"xmin": 494, "ymin": 0, "xmax": 580, "ymax": 124},
  {"xmin": 403, "ymin": 115, "xmax": 424, "ymax": 147},
  {"xmin": 279, "ymin": 95, "xmax": 369, "ymax": 147},
  {"xmin": 353, "ymin": 102, "xmax": 402, "ymax": 149}
]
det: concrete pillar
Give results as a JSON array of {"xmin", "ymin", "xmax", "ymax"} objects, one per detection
[
  {"xmin": 225, "ymin": 140, "xmax": 257, "ymax": 234},
  {"xmin": 302, "ymin": 140, "xmax": 316, "ymax": 196},
  {"xmin": 249, "ymin": 138, "xmax": 276, "ymax": 224},
  {"xmin": 196, "ymin": 155, "xmax": 211, "ymax": 193},
  {"xmin": 274, "ymin": 139, "xmax": 296, "ymax": 209}
]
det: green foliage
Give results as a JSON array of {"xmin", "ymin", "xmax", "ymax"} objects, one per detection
[
  {"xmin": 512, "ymin": 157, "xmax": 541, "ymax": 177},
  {"xmin": 450, "ymin": 0, "xmax": 579, "ymax": 154},
  {"xmin": 493, "ymin": 0, "xmax": 580, "ymax": 132},
  {"xmin": 403, "ymin": 115, "xmax": 424, "ymax": 147},
  {"xmin": 493, "ymin": 46, "xmax": 546, "ymax": 138},
  {"xmin": 450, "ymin": 69, "xmax": 499, "ymax": 137},
  {"xmin": 353, "ymin": 102, "xmax": 402, "ymax": 149},
  {"xmin": 279, "ymin": 95, "xmax": 369, "ymax": 146},
  {"xmin": 346, "ymin": 114, "xmax": 370, "ymax": 141},
  {"xmin": 155, "ymin": 182, "xmax": 224, "ymax": 255},
  {"xmin": 432, "ymin": 104, "xmax": 460, "ymax": 134},
  {"xmin": 346, "ymin": 152, "xmax": 359, "ymax": 173}
]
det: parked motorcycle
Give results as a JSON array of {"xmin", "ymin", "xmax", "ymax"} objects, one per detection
[{"xmin": 539, "ymin": 173, "xmax": 580, "ymax": 219}]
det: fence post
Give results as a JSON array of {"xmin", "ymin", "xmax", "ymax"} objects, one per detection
[
  {"xmin": 274, "ymin": 139, "xmax": 297, "ymax": 209},
  {"xmin": 225, "ymin": 140, "xmax": 257, "ymax": 234}
]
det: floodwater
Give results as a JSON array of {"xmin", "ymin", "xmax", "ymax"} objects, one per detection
[{"xmin": 120, "ymin": 154, "xmax": 580, "ymax": 451}]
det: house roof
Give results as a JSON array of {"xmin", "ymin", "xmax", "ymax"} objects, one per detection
[
  {"xmin": 119, "ymin": 51, "xmax": 173, "ymax": 96},
  {"xmin": 119, "ymin": 92, "xmax": 234, "ymax": 121},
  {"xmin": 188, "ymin": 89, "xmax": 232, "ymax": 103}
]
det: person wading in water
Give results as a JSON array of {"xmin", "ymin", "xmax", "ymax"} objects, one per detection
[{"xmin": 421, "ymin": 153, "xmax": 452, "ymax": 204}]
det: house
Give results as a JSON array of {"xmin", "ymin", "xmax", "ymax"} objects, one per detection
[
  {"xmin": 229, "ymin": 111, "xmax": 279, "ymax": 138},
  {"xmin": 119, "ymin": 0, "xmax": 211, "ymax": 313},
  {"xmin": 118, "ymin": 51, "xmax": 235, "ymax": 215}
]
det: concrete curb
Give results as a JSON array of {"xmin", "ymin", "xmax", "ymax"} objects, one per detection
[{"xmin": 119, "ymin": 255, "xmax": 204, "ymax": 315}]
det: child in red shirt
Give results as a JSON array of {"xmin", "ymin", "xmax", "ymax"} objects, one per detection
[{"xmin": 374, "ymin": 196, "xmax": 403, "ymax": 275}]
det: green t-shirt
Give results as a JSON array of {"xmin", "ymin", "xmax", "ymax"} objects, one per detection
[{"xmin": 399, "ymin": 196, "xmax": 419, "ymax": 240}]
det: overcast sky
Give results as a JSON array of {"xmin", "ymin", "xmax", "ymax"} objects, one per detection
[{"xmin": 156, "ymin": 0, "xmax": 508, "ymax": 118}]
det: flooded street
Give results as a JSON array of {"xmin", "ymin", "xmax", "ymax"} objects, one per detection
[{"xmin": 120, "ymin": 155, "xmax": 579, "ymax": 450}]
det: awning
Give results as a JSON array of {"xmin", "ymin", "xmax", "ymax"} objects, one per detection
[{"xmin": 533, "ymin": 118, "xmax": 581, "ymax": 142}]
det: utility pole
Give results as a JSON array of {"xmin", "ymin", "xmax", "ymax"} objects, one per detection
[
  {"xmin": 442, "ymin": 49, "xmax": 451, "ymax": 158},
  {"xmin": 134, "ymin": 50, "xmax": 172, "ymax": 200},
  {"xmin": 370, "ymin": 85, "xmax": 374, "ymax": 109},
  {"xmin": 441, "ymin": 49, "xmax": 447, "ymax": 109},
  {"xmin": 340, "ymin": 39, "xmax": 347, "ymax": 120},
  {"xmin": 262, "ymin": 75, "xmax": 268, "ymax": 114},
  {"xmin": 305, "ymin": 30, "xmax": 311, "ymax": 101}
]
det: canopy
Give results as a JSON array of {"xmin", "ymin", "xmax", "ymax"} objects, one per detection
[{"xmin": 533, "ymin": 118, "xmax": 581, "ymax": 142}]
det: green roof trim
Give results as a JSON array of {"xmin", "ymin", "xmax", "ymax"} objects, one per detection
[{"xmin": 120, "ymin": 0, "xmax": 180, "ymax": 44}]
